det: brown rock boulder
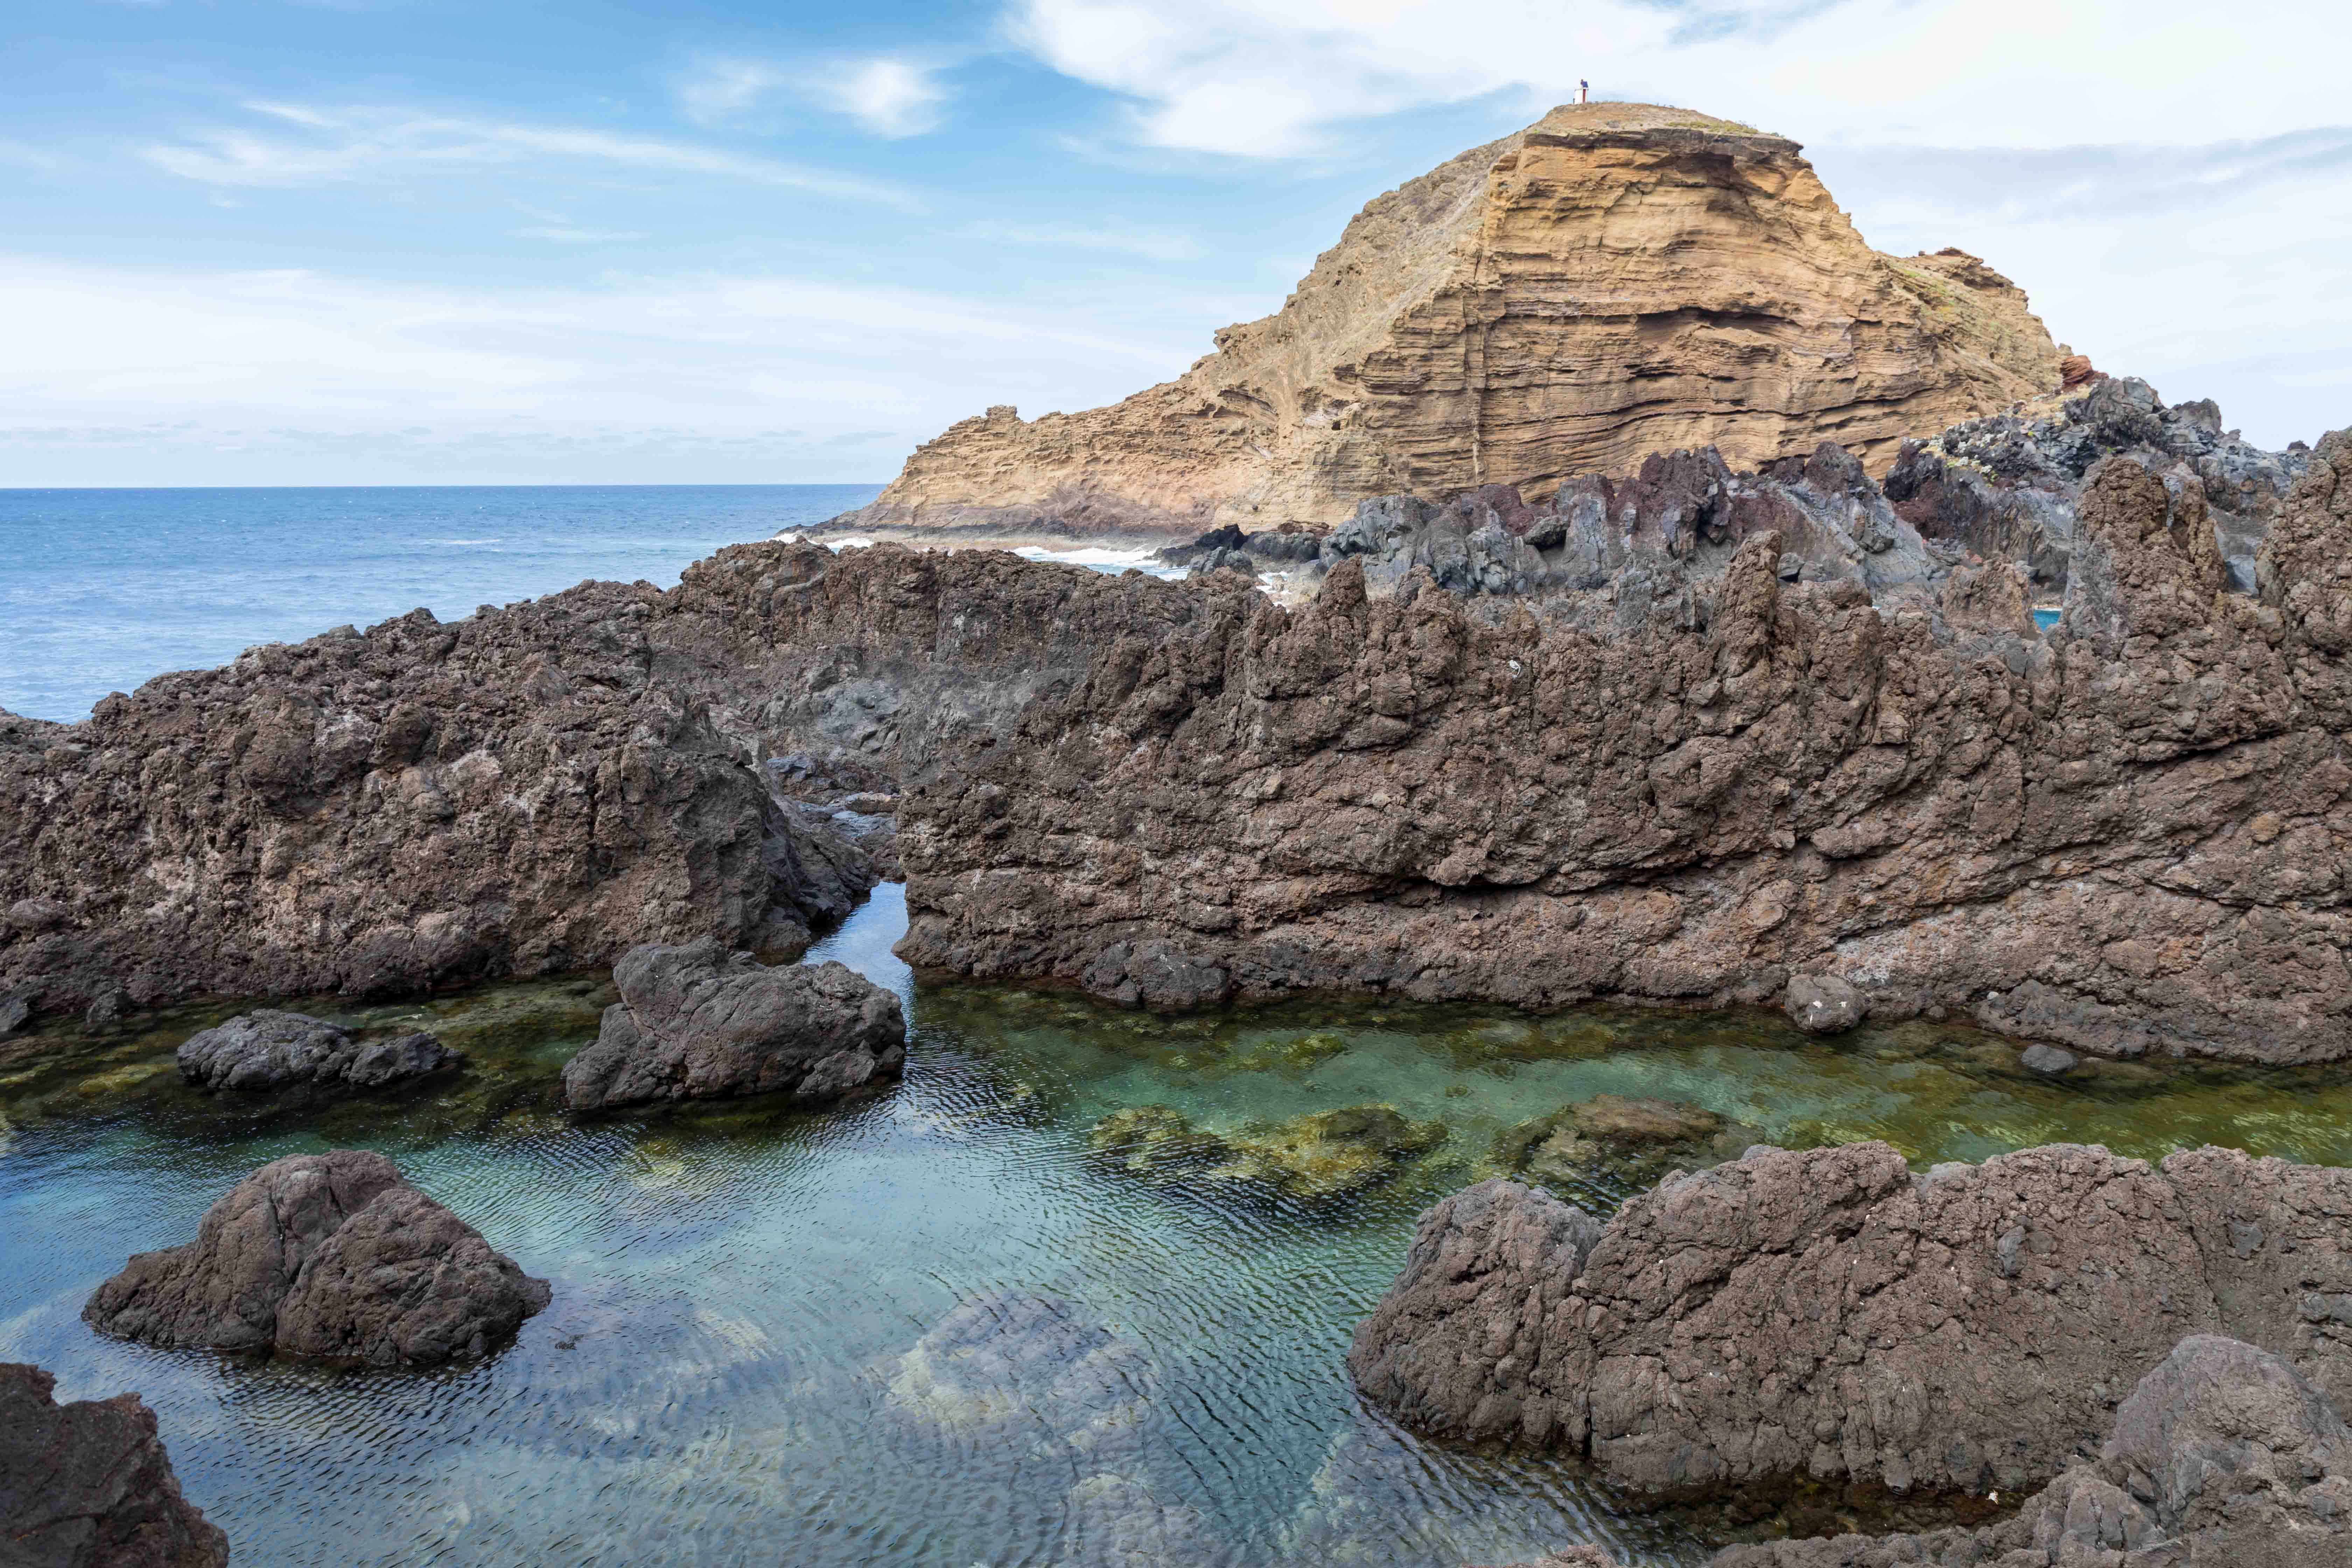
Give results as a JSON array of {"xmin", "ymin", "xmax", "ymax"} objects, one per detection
[
  {"xmin": 0, "ymin": 1362, "xmax": 228, "ymax": 1568},
  {"xmin": 82, "ymin": 1150, "xmax": 548, "ymax": 1367},
  {"xmin": 1351, "ymin": 1142, "xmax": 2352, "ymax": 1496},
  {"xmin": 559, "ymin": 937, "xmax": 905, "ymax": 1110}
]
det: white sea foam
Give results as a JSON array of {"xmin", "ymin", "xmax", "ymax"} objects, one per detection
[{"xmin": 1013, "ymin": 544, "xmax": 1184, "ymax": 579}]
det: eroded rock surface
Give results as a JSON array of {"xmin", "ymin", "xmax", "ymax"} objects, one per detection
[
  {"xmin": 1350, "ymin": 1142, "xmax": 2352, "ymax": 1495},
  {"xmin": 837, "ymin": 103, "xmax": 2056, "ymax": 539},
  {"xmin": 901, "ymin": 433, "xmax": 2352, "ymax": 1065},
  {"xmin": 0, "ymin": 1361, "xmax": 229, "ymax": 1568},
  {"xmin": 175, "ymin": 1009, "xmax": 456, "ymax": 1092},
  {"xmin": 559, "ymin": 937, "xmax": 905, "ymax": 1110},
  {"xmin": 83, "ymin": 1149, "xmax": 549, "ymax": 1367},
  {"xmin": 1704, "ymin": 1336, "xmax": 2352, "ymax": 1567}
]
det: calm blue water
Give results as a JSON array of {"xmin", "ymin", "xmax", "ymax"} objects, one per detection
[{"xmin": 0, "ymin": 485, "xmax": 880, "ymax": 722}]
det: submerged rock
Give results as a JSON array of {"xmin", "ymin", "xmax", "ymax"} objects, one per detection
[
  {"xmin": 176, "ymin": 1009, "xmax": 457, "ymax": 1092},
  {"xmin": 83, "ymin": 1149, "xmax": 549, "ymax": 1367},
  {"xmin": 2019, "ymin": 1042, "xmax": 2080, "ymax": 1076},
  {"xmin": 1488, "ymin": 1094, "xmax": 1758, "ymax": 1197},
  {"xmin": 0, "ymin": 1362, "xmax": 229, "ymax": 1568},
  {"xmin": 560, "ymin": 937, "xmax": 905, "ymax": 1111},
  {"xmin": 1351, "ymin": 1141, "xmax": 2352, "ymax": 1495},
  {"xmin": 1087, "ymin": 1103, "xmax": 1445, "ymax": 1204},
  {"xmin": 881, "ymin": 1292, "xmax": 1153, "ymax": 1457}
]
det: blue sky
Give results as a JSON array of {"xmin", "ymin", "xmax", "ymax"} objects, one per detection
[{"xmin": 3, "ymin": 0, "xmax": 2348, "ymax": 486}]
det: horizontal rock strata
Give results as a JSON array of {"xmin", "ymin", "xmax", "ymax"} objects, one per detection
[
  {"xmin": 1348, "ymin": 1141, "xmax": 2352, "ymax": 1496},
  {"xmin": 560, "ymin": 937, "xmax": 905, "ymax": 1110},
  {"xmin": 0, "ymin": 1361, "xmax": 229, "ymax": 1568},
  {"xmin": 837, "ymin": 102, "xmax": 2056, "ymax": 538},
  {"xmin": 176, "ymin": 1009, "xmax": 455, "ymax": 1092},
  {"xmin": 84, "ymin": 1149, "xmax": 550, "ymax": 1367},
  {"xmin": 899, "ymin": 433, "xmax": 2352, "ymax": 1064}
]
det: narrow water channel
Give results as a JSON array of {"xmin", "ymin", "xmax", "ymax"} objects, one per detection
[{"xmin": 4, "ymin": 886, "xmax": 2346, "ymax": 1567}]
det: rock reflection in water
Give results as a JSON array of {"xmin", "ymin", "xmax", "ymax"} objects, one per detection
[{"xmin": 5, "ymin": 884, "xmax": 2352, "ymax": 1566}]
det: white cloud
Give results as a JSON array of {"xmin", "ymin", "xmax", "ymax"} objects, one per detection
[
  {"xmin": 0, "ymin": 255, "xmax": 1203, "ymax": 482},
  {"xmin": 677, "ymin": 53, "xmax": 950, "ymax": 139},
  {"xmin": 138, "ymin": 101, "xmax": 919, "ymax": 208},
  {"xmin": 1007, "ymin": 0, "xmax": 2352, "ymax": 157}
]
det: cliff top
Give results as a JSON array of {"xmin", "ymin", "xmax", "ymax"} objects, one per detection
[{"xmin": 1521, "ymin": 101, "xmax": 1775, "ymax": 142}]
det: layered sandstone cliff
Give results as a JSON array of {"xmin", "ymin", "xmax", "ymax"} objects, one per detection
[{"xmin": 837, "ymin": 102, "xmax": 2060, "ymax": 539}]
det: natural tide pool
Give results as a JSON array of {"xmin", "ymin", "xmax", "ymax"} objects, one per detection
[{"xmin": 5, "ymin": 886, "xmax": 2352, "ymax": 1568}]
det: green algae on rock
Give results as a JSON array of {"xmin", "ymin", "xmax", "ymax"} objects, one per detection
[
  {"xmin": 1488, "ymin": 1094, "xmax": 1760, "ymax": 1204},
  {"xmin": 1089, "ymin": 1103, "xmax": 1448, "ymax": 1205}
]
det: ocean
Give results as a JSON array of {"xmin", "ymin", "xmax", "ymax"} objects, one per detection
[{"xmin": 0, "ymin": 484, "xmax": 881, "ymax": 723}]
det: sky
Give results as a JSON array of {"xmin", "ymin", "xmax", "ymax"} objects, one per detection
[{"xmin": 2, "ymin": 0, "xmax": 2348, "ymax": 487}]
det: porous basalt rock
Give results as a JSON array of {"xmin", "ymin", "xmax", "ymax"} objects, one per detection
[
  {"xmin": 559, "ymin": 937, "xmax": 905, "ymax": 1110},
  {"xmin": 82, "ymin": 1149, "xmax": 549, "ymax": 1367},
  {"xmin": 836, "ymin": 103, "xmax": 2056, "ymax": 539},
  {"xmin": 175, "ymin": 1009, "xmax": 456, "ymax": 1092},
  {"xmin": 1087, "ymin": 1102, "xmax": 1445, "ymax": 1204},
  {"xmin": 0, "ymin": 540, "xmax": 1227, "ymax": 1027},
  {"xmin": 0, "ymin": 1362, "xmax": 229, "ymax": 1568},
  {"xmin": 1704, "ymin": 1336, "xmax": 2352, "ymax": 1567},
  {"xmin": 899, "ymin": 434, "xmax": 2352, "ymax": 1066},
  {"xmin": 1348, "ymin": 1142, "xmax": 2352, "ymax": 1495}
]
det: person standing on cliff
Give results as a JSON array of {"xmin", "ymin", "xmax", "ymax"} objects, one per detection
[{"xmin": 1577, "ymin": 79, "xmax": 1589, "ymax": 103}]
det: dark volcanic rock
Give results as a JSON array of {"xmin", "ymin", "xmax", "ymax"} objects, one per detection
[
  {"xmin": 559, "ymin": 937, "xmax": 905, "ymax": 1110},
  {"xmin": 83, "ymin": 1149, "xmax": 548, "ymax": 1367},
  {"xmin": 0, "ymin": 541, "xmax": 1227, "ymax": 1028},
  {"xmin": 1705, "ymin": 1336, "xmax": 2352, "ymax": 1568},
  {"xmin": 1350, "ymin": 1142, "xmax": 2352, "ymax": 1494},
  {"xmin": 900, "ymin": 432, "xmax": 2352, "ymax": 1066},
  {"xmin": 0, "ymin": 1362, "xmax": 228, "ymax": 1568},
  {"xmin": 175, "ymin": 1009, "xmax": 456, "ymax": 1092}
]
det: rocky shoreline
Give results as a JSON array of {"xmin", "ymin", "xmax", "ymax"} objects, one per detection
[{"xmin": 5, "ymin": 408, "xmax": 2346, "ymax": 1067}]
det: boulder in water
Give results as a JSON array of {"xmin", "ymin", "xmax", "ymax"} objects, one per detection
[
  {"xmin": 176, "ymin": 1009, "xmax": 457, "ymax": 1092},
  {"xmin": 83, "ymin": 1149, "xmax": 549, "ymax": 1366},
  {"xmin": 560, "ymin": 938, "xmax": 905, "ymax": 1110}
]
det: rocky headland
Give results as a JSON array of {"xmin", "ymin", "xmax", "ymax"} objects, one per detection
[{"xmin": 830, "ymin": 102, "xmax": 2060, "ymax": 543}]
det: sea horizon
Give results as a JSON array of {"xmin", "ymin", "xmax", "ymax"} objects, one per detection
[{"xmin": 0, "ymin": 482, "xmax": 883, "ymax": 723}]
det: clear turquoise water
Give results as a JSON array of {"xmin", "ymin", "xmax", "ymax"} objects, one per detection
[
  {"xmin": 0, "ymin": 483, "xmax": 879, "ymax": 722},
  {"xmin": 5, "ymin": 888, "xmax": 2351, "ymax": 1567}
]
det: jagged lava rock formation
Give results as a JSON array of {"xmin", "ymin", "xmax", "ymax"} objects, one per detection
[
  {"xmin": 175, "ymin": 1009, "xmax": 455, "ymax": 1092},
  {"xmin": 835, "ymin": 102, "xmax": 2058, "ymax": 540},
  {"xmin": 1349, "ymin": 1142, "xmax": 2352, "ymax": 1496},
  {"xmin": 84, "ymin": 1149, "xmax": 550, "ymax": 1367},
  {"xmin": 0, "ymin": 1362, "xmax": 229, "ymax": 1568},
  {"xmin": 899, "ymin": 433, "xmax": 2352, "ymax": 1064}
]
